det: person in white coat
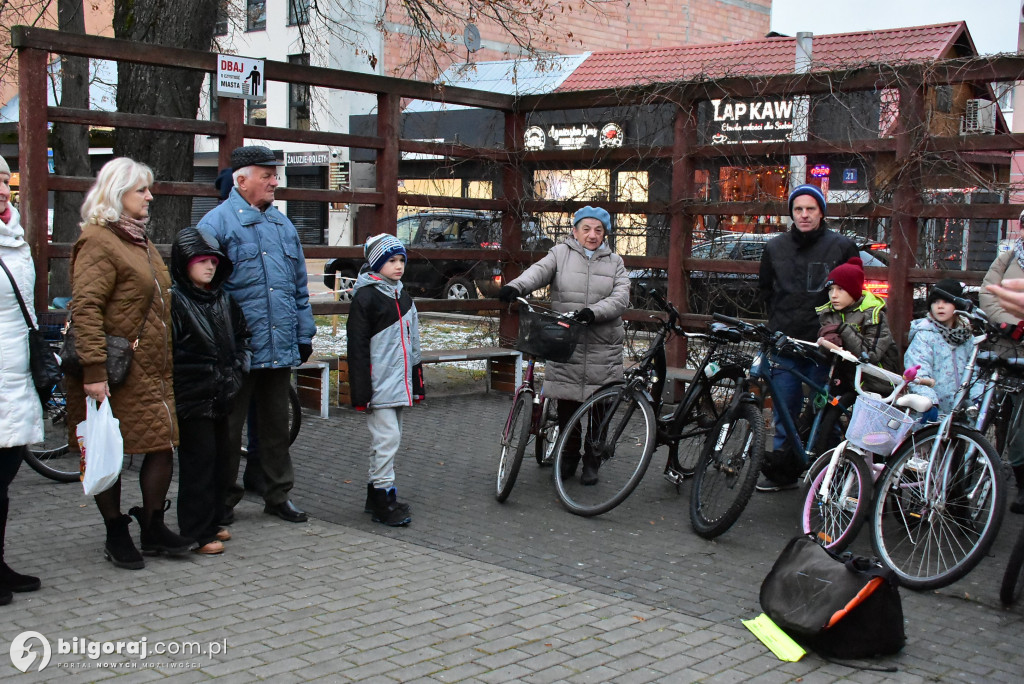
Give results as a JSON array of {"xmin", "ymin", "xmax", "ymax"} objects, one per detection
[{"xmin": 0, "ymin": 154, "xmax": 43, "ymax": 604}]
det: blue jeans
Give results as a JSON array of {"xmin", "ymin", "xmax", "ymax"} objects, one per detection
[{"xmin": 771, "ymin": 354, "xmax": 827, "ymax": 453}]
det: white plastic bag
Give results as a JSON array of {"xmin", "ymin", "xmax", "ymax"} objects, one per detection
[{"xmin": 79, "ymin": 397, "xmax": 123, "ymax": 496}]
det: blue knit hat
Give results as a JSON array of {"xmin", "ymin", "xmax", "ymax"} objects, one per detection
[
  {"xmin": 573, "ymin": 206, "xmax": 611, "ymax": 232},
  {"xmin": 364, "ymin": 234, "xmax": 406, "ymax": 273},
  {"xmin": 788, "ymin": 184, "xmax": 827, "ymax": 219}
]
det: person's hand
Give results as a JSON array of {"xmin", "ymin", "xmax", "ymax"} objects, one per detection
[
  {"xmin": 573, "ymin": 308, "xmax": 596, "ymax": 324},
  {"xmin": 498, "ymin": 285, "xmax": 520, "ymax": 303},
  {"xmin": 986, "ymin": 279, "xmax": 1024, "ymax": 319},
  {"xmin": 84, "ymin": 381, "xmax": 109, "ymax": 403},
  {"xmin": 817, "ymin": 323, "xmax": 843, "ymax": 348},
  {"xmin": 298, "ymin": 343, "xmax": 313, "ymax": 364}
]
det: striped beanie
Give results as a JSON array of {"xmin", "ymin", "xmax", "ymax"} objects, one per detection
[
  {"xmin": 788, "ymin": 184, "xmax": 827, "ymax": 219},
  {"xmin": 364, "ymin": 233, "xmax": 406, "ymax": 273}
]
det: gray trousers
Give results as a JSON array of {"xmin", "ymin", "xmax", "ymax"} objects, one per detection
[
  {"xmin": 224, "ymin": 368, "xmax": 295, "ymax": 507},
  {"xmin": 366, "ymin": 406, "xmax": 403, "ymax": 489}
]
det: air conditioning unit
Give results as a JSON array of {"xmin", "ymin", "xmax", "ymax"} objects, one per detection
[{"xmin": 961, "ymin": 98, "xmax": 997, "ymax": 134}]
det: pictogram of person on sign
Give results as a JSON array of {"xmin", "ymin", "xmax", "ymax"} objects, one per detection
[{"xmin": 247, "ymin": 65, "xmax": 262, "ymax": 97}]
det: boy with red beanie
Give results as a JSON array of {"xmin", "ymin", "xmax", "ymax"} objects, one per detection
[{"xmin": 816, "ymin": 257, "xmax": 900, "ymax": 390}]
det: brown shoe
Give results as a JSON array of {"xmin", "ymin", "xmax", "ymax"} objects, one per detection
[
  {"xmin": 193, "ymin": 541, "xmax": 224, "ymax": 555},
  {"xmin": 215, "ymin": 528, "xmax": 232, "ymax": 542}
]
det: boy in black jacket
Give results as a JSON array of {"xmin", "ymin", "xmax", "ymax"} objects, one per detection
[
  {"xmin": 169, "ymin": 227, "xmax": 250, "ymax": 554},
  {"xmin": 347, "ymin": 234, "xmax": 424, "ymax": 527}
]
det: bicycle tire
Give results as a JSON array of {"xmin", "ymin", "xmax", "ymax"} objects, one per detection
[
  {"xmin": 870, "ymin": 423, "xmax": 1005, "ymax": 590},
  {"xmin": 496, "ymin": 392, "xmax": 532, "ymax": 502},
  {"xmin": 801, "ymin": 446, "xmax": 873, "ymax": 552},
  {"xmin": 689, "ymin": 402, "xmax": 766, "ymax": 538},
  {"xmin": 553, "ymin": 385, "xmax": 656, "ymax": 517},
  {"xmin": 673, "ymin": 366, "xmax": 746, "ymax": 476},
  {"xmin": 26, "ymin": 373, "xmax": 76, "ymax": 483},
  {"xmin": 1000, "ymin": 524, "xmax": 1024, "ymax": 605}
]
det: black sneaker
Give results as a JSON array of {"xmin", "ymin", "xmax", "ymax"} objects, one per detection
[{"xmin": 755, "ymin": 476, "xmax": 799, "ymax": 493}]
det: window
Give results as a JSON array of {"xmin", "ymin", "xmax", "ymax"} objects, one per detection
[
  {"xmin": 247, "ymin": 99, "xmax": 266, "ymax": 126},
  {"xmin": 288, "ymin": 54, "xmax": 310, "ymax": 131},
  {"xmin": 213, "ymin": 2, "xmax": 228, "ymax": 36},
  {"xmin": 288, "ymin": 0, "xmax": 310, "ymax": 26},
  {"xmin": 935, "ymin": 85, "xmax": 952, "ymax": 113},
  {"xmin": 246, "ymin": 0, "xmax": 266, "ymax": 31}
]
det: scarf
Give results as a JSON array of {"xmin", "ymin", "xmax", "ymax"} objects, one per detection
[
  {"xmin": 107, "ymin": 214, "xmax": 150, "ymax": 246},
  {"xmin": 928, "ymin": 313, "xmax": 972, "ymax": 347},
  {"xmin": 1014, "ymin": 238, "xmax": 1024, "ymax": 272}
]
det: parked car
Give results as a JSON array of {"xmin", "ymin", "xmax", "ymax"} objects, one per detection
[
  {"xmin": 323, "ymin": 210, "xmax": 554, "ymax": 301},
  {"xmin": 630, "ymin": 232, "xmax": 891, "ymax": 318}
]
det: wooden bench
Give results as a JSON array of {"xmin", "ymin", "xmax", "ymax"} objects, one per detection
[{"xmin": 334, "ymin": 347, "xmax": 523, "ymax": 406}]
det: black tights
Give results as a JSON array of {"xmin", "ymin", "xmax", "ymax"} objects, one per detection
[
  {"xmin": 0, "ymin": 446, "xmax": 24, "ymax": 504},
  {"xmin": 94, "ymin": 450, "xmax": 173, "ymax": 524}
]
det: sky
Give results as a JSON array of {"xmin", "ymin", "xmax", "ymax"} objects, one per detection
[{"xmin": 770, "ymin": 0, "xmax": 1020, "ymax": 56}]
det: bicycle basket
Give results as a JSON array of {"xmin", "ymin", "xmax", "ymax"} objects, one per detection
[
  {"xmin": 515, "ymin": 307, "xmax": 583, "ymax": 363},
  {"xmin": 846, "ymin": 396, "xmax": 915, "ymax": 457}
]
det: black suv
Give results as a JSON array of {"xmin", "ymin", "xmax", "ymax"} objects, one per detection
[
  {"xmin": 324, "ymin": 211, "xmax": 553, "ymax": 301},
  {"xmin": 630, "ymin": 233, "xmax": 890, "ymax": 317}
]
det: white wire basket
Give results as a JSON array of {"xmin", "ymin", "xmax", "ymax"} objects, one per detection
[{"xmin": 845, "ymin": 395, "xmax": 915, "ymax": 457}]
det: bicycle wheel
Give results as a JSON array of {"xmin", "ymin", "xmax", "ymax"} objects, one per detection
[
  {"xmin": 24, "ymin": 376, "xmax": 77, "ymax": 483},
  {"xmin": 672, "ymin": 366, "xmax": 746, "ymax": 476},
  {"xmin": 689, "ymin": 402, "xmax": 766, "ymax": 538},
  {"xmin": 871, "ymin": 423, "xmax": 1005, "ymax": 590},
  {"xmin": 496, "ymin": 392, "xmax": 532, "ymax": 502},
  {"xmin": 1000, "ymin": 524, "xmax": 1024, "ymax": 605},
  {"xmin": 553, "ymin": 386, "xmax": 656, "ymax": 517},
  {"xmin": 801, "ymin": 446, "xmax": 873, "ymax": 552}
]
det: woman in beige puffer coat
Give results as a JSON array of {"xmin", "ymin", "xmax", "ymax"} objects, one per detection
[{"xmin": 500, "ymin": 206, "xmax": 630, "ymax": 485}]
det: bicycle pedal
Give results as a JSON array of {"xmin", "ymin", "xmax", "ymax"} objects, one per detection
[{"xmin": 663, "ymin": 468, "xmax": 689, "ymax": 485}]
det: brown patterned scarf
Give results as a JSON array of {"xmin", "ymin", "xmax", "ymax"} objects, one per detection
[{"xmin": 107, "ymin": 214, "xmax": 150, "ymax": 246}]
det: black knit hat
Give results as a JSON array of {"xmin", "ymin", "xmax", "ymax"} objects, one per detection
[
  {"xmin": 230, "ymin": 145, "xmax": 281, "ymax": 171},
  {"xmin": 928, "ymin": 278, "xmax": 964, "ymax": 307}
]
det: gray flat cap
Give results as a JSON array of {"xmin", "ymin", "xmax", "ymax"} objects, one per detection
[{"xmin": 230, "ymin": 145, "xmax": 282, "ymax": 171}]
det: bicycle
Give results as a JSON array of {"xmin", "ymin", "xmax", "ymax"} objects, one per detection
[
  {"xmin": 495, "ymin": 298, "xmax": 579, "ymax": 502},
  {"xmin": 551, "ymin": 289, "xmax": 753, "ymax": 518},
  {"xmin": 800, "ymin": 341, "xmax": 935, "ymax": 553},
  {"xmin": 863, "ymin": 294, "xmax": 1007, "ymax": 590}
]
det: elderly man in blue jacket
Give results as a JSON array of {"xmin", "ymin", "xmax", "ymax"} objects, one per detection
[{"xmin": 198, "ymin": 145, "xmax": 316, "ymax": 523}]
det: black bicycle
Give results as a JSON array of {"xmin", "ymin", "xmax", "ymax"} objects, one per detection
[{"xmin": 551, "ymin": 289, "xmax": 753, "ymax": 517}]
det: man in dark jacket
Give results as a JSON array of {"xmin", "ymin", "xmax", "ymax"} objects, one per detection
[{"xmin": 757, "ymin": 184, "xmax": 858, "ymax": 491}]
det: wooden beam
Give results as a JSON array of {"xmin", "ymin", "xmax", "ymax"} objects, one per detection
[{"xmin": 19, "ymin": 47, "xmax": 50, "ymax": 312}]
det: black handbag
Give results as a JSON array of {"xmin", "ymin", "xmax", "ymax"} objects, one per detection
[
  {"xmin": 760, "ymin": 536, "xmax": 906, "ymax": 659},
  {"xmin": 0, "ymin": 256, "xmax": 62, "ymax": 404}
]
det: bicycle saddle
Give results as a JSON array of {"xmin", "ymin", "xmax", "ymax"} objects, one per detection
[{"xmin": 896, "ymin": 393, "xmax": 934, "ymax": 413}]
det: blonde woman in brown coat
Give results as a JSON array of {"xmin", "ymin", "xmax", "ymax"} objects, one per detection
[{"xmin": 66, "ymin": 157, "xmax": 190, "ymax": 569}]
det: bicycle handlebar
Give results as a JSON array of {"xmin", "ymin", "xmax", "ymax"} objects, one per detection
[{"xmin": 817, "ymin": 338, "xmax": 935, "ymax": 403}]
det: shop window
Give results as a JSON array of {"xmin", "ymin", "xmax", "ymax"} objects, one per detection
[
  {"xmin": 246, "ymin": 0, "xmax": 266, "ymax": 31},
  {"xmin": 288, "ymin": 54, "xmax": 310, "ymax": 131},
  {"xmin": 213, "ymin": 2, "xmax": 229, "ymax": 36},
  {"xmin": 289, "ymin": 0, "xmax": 310, "ymax": 26},
  {"xmin": 935, "ymin": 85, "xmax": 952, "ymax": 113},
  {"xmin": 247, "ymin": 100, "xmax": 266, "ymax": 126}
]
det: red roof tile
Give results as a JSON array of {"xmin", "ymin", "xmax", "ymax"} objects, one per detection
[{"xmin": 557, "ymin": 22, "xmax": 971, "ymax": 92}]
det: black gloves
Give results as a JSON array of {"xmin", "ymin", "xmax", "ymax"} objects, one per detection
[
  {"xmin": 574, "ymin": 308, "xmax": 596, "ymax": 324},
  {"xmin": 299, "ymin": 343, "xmax": 313, "ymax": 364},
  {"xmin": 498, "ymin": 285, "xmax": 520, "ymax": 303}
]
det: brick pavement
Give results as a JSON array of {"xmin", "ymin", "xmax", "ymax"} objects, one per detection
[{"xmin": 2, "ymin": 392, "xmax": 1023, "ymax": 681}]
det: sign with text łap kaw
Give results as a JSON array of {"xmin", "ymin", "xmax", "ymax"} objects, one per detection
[{"xmin": 215, "ymin": 55, "xmax": 266, "ymax": 101}]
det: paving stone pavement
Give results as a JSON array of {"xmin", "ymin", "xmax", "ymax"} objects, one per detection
[{"xmin": 2, "ymin": 392, "xmax": 1024, "ymax": 682}]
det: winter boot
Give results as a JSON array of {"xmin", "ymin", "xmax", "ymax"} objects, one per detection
[
  {"xmin": 129, "ymin": 501, "xmax": 193, "ymax": 556},
  {"xmin": 0, "ymin": 499, "xmax": 40, "ymax": 593},
  {"xmin": 1011, "ymin": 466, "xmax": 1024, "ymax": 514},
  {"xmin": 580, "ymin": 450, "xmax": 600, "ymax": 486},
  {"xmin": 368, "ymin": 487, "xmax": 411, "ymax": 527},
  {"xmin": 103, "ymin": 515, "xmax": 145, "ymax": 570},
  {"xmin": 365, "ymin": 484, "xmax": 409, "ymax": 514}
]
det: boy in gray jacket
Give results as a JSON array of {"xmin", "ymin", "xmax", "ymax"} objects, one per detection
[{"xmin": 347, "ymin": 234, "xmax": 424, "ymax": 526}]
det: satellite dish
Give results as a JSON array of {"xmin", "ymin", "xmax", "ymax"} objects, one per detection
[{"xmin": 464, "ymin": 24, "xmax": 481, "ymax": 52}]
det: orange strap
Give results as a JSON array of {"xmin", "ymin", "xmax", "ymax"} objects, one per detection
[{"xmin": 826, "ymin": 577, "xmax": 884, "ymax": 629}]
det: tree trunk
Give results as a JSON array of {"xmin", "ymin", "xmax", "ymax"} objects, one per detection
[
  {"xmin": 112, "ymin": 0, "xmax": 219, "ymax": 244},
  {"xmin": 49, "ymin": 0, "xmax": 91, "ymax": 301}
]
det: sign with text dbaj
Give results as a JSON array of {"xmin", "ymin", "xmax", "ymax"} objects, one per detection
[{"xmin": 215, "ymin": 55, "xmax": 266, "ymax": 101}]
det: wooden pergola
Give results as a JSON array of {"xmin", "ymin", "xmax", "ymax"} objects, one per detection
[{"xmin": 14, "ymin": 26, "xmax": 1024, "ymax": 367}]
